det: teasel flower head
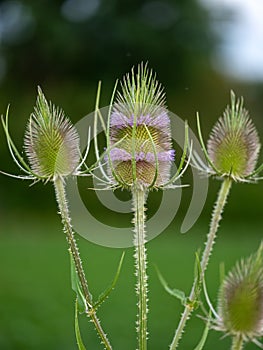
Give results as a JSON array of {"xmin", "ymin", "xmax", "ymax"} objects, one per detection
[
  {"xmin": 97, "ymin": 63, "xmax": 189, "ymax": 191},
  {"xmin": 1, "ymin": 87, "xmax": 87, "ymax": 183},
  {"xmin": 204, "ymin": 242, "xmax": 263, "ymax": 348},
  {"xmin": 193, "ymin": 91, "xmax": 263, "ymax": 182}
]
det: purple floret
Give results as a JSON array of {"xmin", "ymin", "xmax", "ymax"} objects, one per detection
[
  {"xmin": 111, "ymin": 109, "xmax": 170, "ymax": 132},
  {"xmin": 109, "ymin": 149, "xmax": 175, "ymax": 163}
]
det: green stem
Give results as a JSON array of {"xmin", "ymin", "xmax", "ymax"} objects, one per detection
[
  {"xmin": 231, "ymin": 335, "xmax": 244, "ymax": 350},
  {"xmin": 132, "ymin": 188, "xmax": 148, "ymax": 350},
  {"xmin": 169, "ymin": 177, "xmax": 232, "ymax": 350},
  {"xmin": 53, "ymin": 176, "xmax": 112, "ymax": 350}
]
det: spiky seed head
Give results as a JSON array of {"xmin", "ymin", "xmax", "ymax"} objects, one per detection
[
  {"xmin": 108, "ymin": 63, "xmax": 175, "ymax": 190},
  {"xmin": 217, "ymin": 243, "xmax": 263, "ymax": 339},
  {"xmin": 207, "ymin": 91, "xmax": 260, "ymax": 180},
  {"xmin": 24, "ymin": 87, "xmax": 80, "ymax": 179}
]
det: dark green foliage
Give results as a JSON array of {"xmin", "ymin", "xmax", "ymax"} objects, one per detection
[{"xmin": 0, "ymin": 0, "xmax": 214, "ymax": 84}]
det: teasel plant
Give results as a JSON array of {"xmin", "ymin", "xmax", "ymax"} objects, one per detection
[
  {"xmin": 0, "ymin": 87, "xmax": 122, "ymax": 350},
  {"xmin": 91, "ymin": 63, "xmax": 190, "ymax": 350},
  {"xmin": 203, "ymin": 242, "xmax": 263, "ymax": 350},
  {"xmin": 169, "ymin": 91, "xmax": 263, "ymax": 349}
]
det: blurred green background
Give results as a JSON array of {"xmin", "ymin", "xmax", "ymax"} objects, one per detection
[{"xmin": 0, "ymin": 0, "xmax": 263, "ymax": 349}]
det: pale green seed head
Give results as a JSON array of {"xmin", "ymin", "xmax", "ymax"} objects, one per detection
[
  {"xmin": 207, "ymin": 91, "xmax": 260, "ymax": 180},
  {"xmin": 217, "ymin": 243, "xmax": 263, "ymax": 338},
  {"xmin": 24, "ymin": 87, "xmax": 80, "ymax": 179}
]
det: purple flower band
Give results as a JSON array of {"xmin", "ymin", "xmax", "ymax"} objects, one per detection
[
  {"xmin": 110, "ymin": 109, "xmax": 170, "ymax": 131},
  {"xmin": 109, "ymin": 148, "xmax": 175, "ymax": 162}
]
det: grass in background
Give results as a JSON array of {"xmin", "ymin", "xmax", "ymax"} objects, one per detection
[{"xmin": 0, "ymin": 216, "xmax": 261, "ymax": 350}]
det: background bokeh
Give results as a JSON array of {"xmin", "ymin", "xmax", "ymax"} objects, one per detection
[{"xmin": 0, "ymin": 0, "xmax": 262, "ymax": 349}]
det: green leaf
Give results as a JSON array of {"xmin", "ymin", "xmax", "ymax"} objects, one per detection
[
  {"xmin": 75, "ymin": 299, "xmax": 87, "ymax": 350},
  {"xmin": 70, "ymin": 252, "xmax": 87, "ymax": 313},
  {"xmin": 93, "ymin": 252, "xmax": 125, "ymax": 309},
  {"xmin": 193, "ymin": 311, "xmax": 211, "ymax": 350},
  {"xmin": 155, "ymin": 266, "xmax": 186, "ymax": 305}
]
